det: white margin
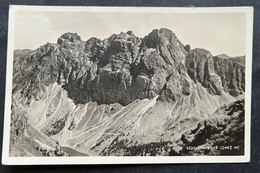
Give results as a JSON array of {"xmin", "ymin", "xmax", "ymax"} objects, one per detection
[{"xmin": 1, "ymin": 5, "xmax": 254, "ymax": 165}]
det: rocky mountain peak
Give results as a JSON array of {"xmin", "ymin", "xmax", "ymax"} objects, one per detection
[
  {"xmin": 140, "ymin": 28, "xmax": 187, "ymax": 66},
  {"xmin": 107, "ymin": 31, "xmax": 140, "ymax": 45},
  {"xmin": 57, "ymin": 32, "xmax": 85, "ymax": 55},
  {"xmin": 126, "ymin": 30, "xmax": 134, "ymax": 36},
  {"xmin": 141, "ymin": 28, "xmax": 176, "ymax": 48},
  {"xmin": 187, "ymin": 48, "xmax": 213, "ymax": 58},
  {"xmin": 57, "ymin": 32, "xmax": 82, "ymax": 45}
]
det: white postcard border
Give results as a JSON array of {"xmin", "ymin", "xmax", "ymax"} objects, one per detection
[{"xmin": 2, "ymin": 5, "xmax": 253, "ymax": 165}]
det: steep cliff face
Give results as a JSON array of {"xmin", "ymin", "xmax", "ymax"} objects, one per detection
[
  {"xmin": 185, "ymin": 48, "xmax": 223, "ymax": 95},
  {"xmin": 10, "ymin": 28, "xmax": 245, "ymax": 156},
  {"xmin": 213, "ymin": 55, "xmax": 245, "ymax": 96},
  {"xmin": 185, "ymin": 49, "xmax": 245, "ymax": 97}
]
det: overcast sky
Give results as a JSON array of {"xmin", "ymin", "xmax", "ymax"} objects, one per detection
[{"xmin": 14, "ymin": 10, "xmax": 246, "ymax": 57}]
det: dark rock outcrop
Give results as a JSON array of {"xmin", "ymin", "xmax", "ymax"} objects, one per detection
[
  {"xmin": 185, "ymin": 48, "xmax": 223, "ymax": 95},
  {"xmin": 213, "ymin": 55, "xmax": 245, "ymax": 96},
  {"xmin": 185, "ymin": 49, "xmax": 245, "ymax": 96},
  {"xmin": 184, "ymin": 44, "xmax": 191, "ymax": 52}
]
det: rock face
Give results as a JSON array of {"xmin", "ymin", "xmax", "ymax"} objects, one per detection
[
  {"xmin": 213, "ymin": 55, "xmax": 245, "ymax": 96},
  {"xmin": 140, "ymin": 28, "xmax": 187, "ymax": 65},
  {"xmin": 10, "ymin": 28, "xmax": 246, "ymax": 156},
  {"xmin": 185, "ymin": 48, "xmax": 223, "ymax": 95},
  {"xmin": 186, "ymin": 49, "xmax": 245, "ymax": 97}
]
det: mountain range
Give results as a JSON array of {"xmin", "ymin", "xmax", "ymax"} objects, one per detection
[{"xmin": 10, "ymin": 28, "xmax": 245, "ymax": 156}]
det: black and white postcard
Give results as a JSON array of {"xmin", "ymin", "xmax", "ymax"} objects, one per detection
[{"xmin": 2, "ymin": 6, "xmax": 253, "ymax": 165}]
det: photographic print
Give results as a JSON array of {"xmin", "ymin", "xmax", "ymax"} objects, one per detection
[{"xmin": 2, "ymin": 6, "xmax": 253, "ymax": 164}]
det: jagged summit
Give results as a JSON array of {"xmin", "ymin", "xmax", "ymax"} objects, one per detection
[
  {"xmin": 57, "ymin": 32, "xmax": 82, "ymax": 44},
  {"xmin": 140, "ymin": 28, "xmax": 187, "ymax": 65}
]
